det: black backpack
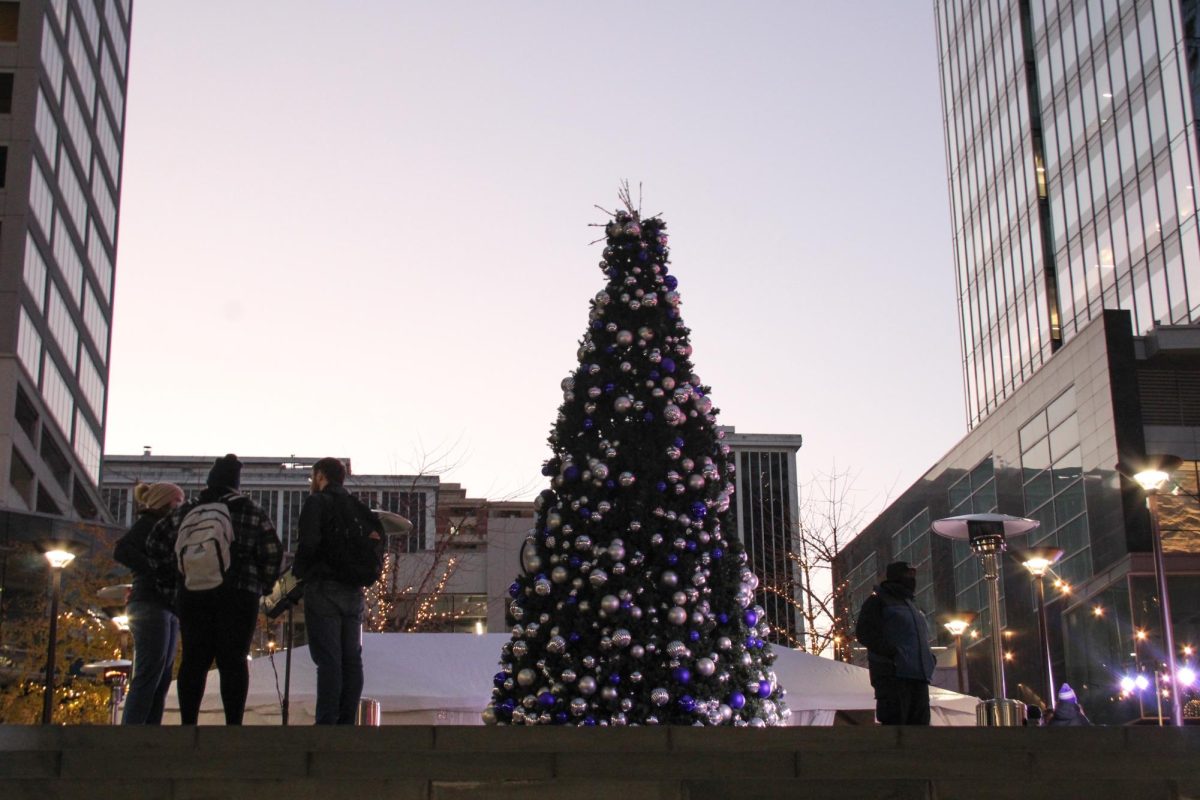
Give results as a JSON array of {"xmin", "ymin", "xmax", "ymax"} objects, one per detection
[{"xmin": 322, "ymin": 492, "xmax": 384, "ymax": 587}]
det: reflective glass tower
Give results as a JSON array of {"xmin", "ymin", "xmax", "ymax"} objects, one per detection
[
  {"xmin": 0, "ymin": 0, "xmax": 130, "ymax": 520},
  {"xmin": 935, "ymin": 0, "xmax": 1200, "ymax": 426}
]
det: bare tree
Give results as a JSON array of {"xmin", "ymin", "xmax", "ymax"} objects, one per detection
[{"xmin": 758, "ymin": 466, "xmax": 872, "ymax": 658}]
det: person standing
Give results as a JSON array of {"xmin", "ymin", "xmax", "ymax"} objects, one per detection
[
  {"xmin": 855, "ymin": 561, "xmax": 937, "ymax": 725},
  {"xmin": 1045, "ymin": 683, "xmax": 1092, "ymax": 726},
  {"xmin": 113, "ymin": 482, "xmax": 185, "ymax": 724},
  {"xmin": 148, "ymin": 454, "xmax": 282, "ymax": 724},
  {"xmin": 294, "ymin": 457, "xmax": 383, "ymax": 725}
]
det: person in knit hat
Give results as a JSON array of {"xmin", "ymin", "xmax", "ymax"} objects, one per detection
[
  {"xmin": 855, "ymin": 561, "xmax": 938, "ymax": 725},
  {"xmin": 146, "ymin": 454, "xmax": 282, "ymax": 725},
  {"xmin": 113, "ymin": 482, "xmax": 186, "ymax": 724},
  {"xmin": 1045, "ymin": 683, "xmax": 1091, "ymax": 726}
]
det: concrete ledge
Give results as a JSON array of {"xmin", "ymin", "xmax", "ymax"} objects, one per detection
[
  {"xmin": 431, "ymin": 780, "xmax": 681, "ymax": 800},
  {"xmin": 0, "ymin": 780, "xmax": 175, "ymax": 800},
  {"xmin": 557, "ymin": 750, "xmax": 797, "ymax": 780},
  {"xmin": 670, "ymin": 725, "xmax": 901, "ymax": 752},
  {"xmin": 435, "ymin": 725, "xmax": 669, "ymax": 752},
  {"xmin": 0, "ymin": 751, "xmax": 58, "ymax": 779},
  {"xmin": 309, "ymin": 750, "xmax": 555, "ymax": 780},
  {"xmin": 929, "ymin": 779, "xmax": 1177, "ymax": 800},
  {"xmin": 682, "ymin": 778, "xmax": 931, "ymax": 800},
  {"xmin": 172, "ymin": 778, "xmax": 428, "ymax": 800},
  {"xmin": 60, "ymin": 748, "xmax": 308, "ymax": 779}
]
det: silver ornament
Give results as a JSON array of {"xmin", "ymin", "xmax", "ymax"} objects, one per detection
[
  {"xmin": 618, "ymin": 472, "xmax": 636, "ymax": 487},
  {"xmin": 614, "ymin": 396, "xmax": 632, "ymax": 413},
  {"xmin": 651, "ymin": 688, "xmax": 670, "ymax": 706},
  {"xmin": 577, "ymin": 676, "xmax": 597, "ymax": 695},
  {"xmin": 612, "ymin": 629, "xmax": 632, "ymax": 648},
  {"xmin": 616, "ymin": 330, "xmax": 634, "ymax": 346},
  {"xmin": 667, "ymin": 607, "xmax": 688, "ymax": 625},
  {"xmin": 517, "ymin": 668, "xmax": 536, "ymax": 687}
]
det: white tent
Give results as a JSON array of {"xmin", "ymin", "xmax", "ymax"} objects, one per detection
[{"xmin": 164, "ymin": 632, "xmax": 979, "ymax": 726}]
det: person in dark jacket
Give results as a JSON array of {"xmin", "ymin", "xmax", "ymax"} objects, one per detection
[
  {"xmin": 855, "ymin": 561, "xmax": 937, "ymax": 725},
  {"xmin": 147, "ymin": 454, "xmax": 282, "ymax": 725},
  {"xmin": 1045, "ymin": 683, "xmax": 1091, "ymax": 726},
  {"xmin": 113, "ymin": 481, "xmax": 185, "ymax": 724},
  {"xmin": 294, "ymin": 456, "xmax": 383, "ymax": 724}
]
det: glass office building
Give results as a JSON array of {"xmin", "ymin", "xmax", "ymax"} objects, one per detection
[
  {"xmin": 1, "ymin": 0, "xmax": 131, "ymax": 521},
  {"xmin": 935, "ymin": 0, "xmax": 1200, "ymax": 426}
]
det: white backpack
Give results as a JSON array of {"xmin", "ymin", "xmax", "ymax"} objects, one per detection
[{"xmin": 174, "ymin": 498, "xmax": 235, "ymax": 591}]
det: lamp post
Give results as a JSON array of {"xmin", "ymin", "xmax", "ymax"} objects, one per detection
[
  {"xmin": 933, "ymin": 513, "xmax": 1040, "ymax": 726},
  {"xmin": 38, "ymin": 546, "xmax": 76, "ymax": 725},
  {"xmin": 1021, "ymin": 546, "xmax": 1064, "ymax": 710},
  {"xmin": 943, "ymin": 613, "xmax": 975, "ymax": 695},
  {"xmin": 1132, "ymin": 457, "xmax": 1184, "ymax": 727}
]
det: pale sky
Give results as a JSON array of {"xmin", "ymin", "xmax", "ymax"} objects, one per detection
[{"xmin": 105, "ymin": 1, "xmax": 965, "ymax": 519}]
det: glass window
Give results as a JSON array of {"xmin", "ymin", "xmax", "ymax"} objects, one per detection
[
  {"xmin": 104, "ymin": 0, "xmax": 127, "ymax": 76},
  {"xmin": 67, "ymin": 20, "xmax": 95, "ymax": 109},
  {"xmin": 23, "ymin": 233, "xmax": 48, "ymax": 312},
  {"xmin": 17, "ymin": 307, "xmax": 42, "ymax": 384},
  {"xmin": 1047, "ymin": 386, "xmax": 1077, "ymax": 428},
  {"xmin": 40, "ymin": 351, "xmax": 73, "ymax": 437},
  {"xmin": 98, "ymin": 47, "xmax": 123, "ymax": 124},
  {"xmin": 77, "ymin": 349, "xmax": 104, "ymax": 419},
  {"xmin": 46, "ymin": 283, "xmax": 78, "ymax": 371},
  {"xmin": 1024, "ymin": 434, "xmax": 1052, "ymax": 473},
  {"xmin": 91, "ymin": 163, "xmax": 116, "ymax": 239},
  {"xmin": 57, "ymin": 144, "xmax": 88, "ymax": 238},
  {"xmin": 41, "ymin": 19, "xmax": 64, "ymax": 101},
  {"xmin": 28, "ymin": 161, "xmax": 54, "ymax": 237},
  {"xmin": 81, "ymin": 283, "xmax": 108, "ymax": 360},
  {"xmin": 87, "ymin": 219, "xmax": 113, "ymax": 301},
  {"xmin": 53, "ymin": 218, "xmax": 84, "ymax": 306},
  {"xmin": 73, "ymin": 408, "xmax": 100, "ymax": 484},
  {"xmin": 34, "ymin": 88, "xmax": 58, "ymax": 159},
  {"xmin": 62, "ymin": 84, "xmax": 92, "ymax": 169}
]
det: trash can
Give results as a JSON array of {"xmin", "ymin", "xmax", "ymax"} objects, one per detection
[{"xmin": 357, "ymin": 697, "xmax": 382, "ymax": 726}]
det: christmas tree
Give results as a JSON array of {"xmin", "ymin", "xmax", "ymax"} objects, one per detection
[{"xmin": 485, "ymin": 190, "xmax": 789, "ymax": 726}]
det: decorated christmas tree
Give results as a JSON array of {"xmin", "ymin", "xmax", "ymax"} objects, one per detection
[{"xmin": 485, "ymin": 189, "xmax": 789, "ymax": 726}]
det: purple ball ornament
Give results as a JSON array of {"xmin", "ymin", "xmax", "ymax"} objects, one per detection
[
  {"xmin": 728, "ymin": 692, "xmax": 746, "ymax": 710},
  {"xmin": 672, "ymin": 667, "xmax": 691, "ymax": 684},
  {"xmin": 678, "ymin": 695, "xmax": 696, "ymax": 712},
  {"xmin": 662, "ymin": 357, "xmax": 677, "ymax": 373},
  {"xmin": 744, "ymin": 610, "xmax": 759, "ymax": 627},
  {"xmin": 538, "ymin": 692, "xmax": 556, "ymax": 707},
  {"xmin": 583, "ymin": 419, "xmax": 594, "ymax": 430},
  {"xmin": 757, "ymin": 680, "xmax": 772, "ymax": 698}
]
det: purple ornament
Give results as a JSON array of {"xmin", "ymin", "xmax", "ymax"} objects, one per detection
[
  {"xmin": 673, "ymin": 667, "xmax": 691, "ymax": 684},
  {"xmin": 712, "ymin": 548, "xmax": 724, "ymax": 560},
  {"xmin": 508, "ymin": 582, "xmax": 521, "ymax": 597},
  {"xmin": 728, "ymin": 692, "xmax": 746, "ymax": 710},
  {"xmin": 564, "ymin": 466, "xmax": 580, "ymax": 481},
  {"xmin": 538, "ymin": 692, "xmax": 555, "ymax": 707},
  {"xmin": 493, "ymin": 672, "xmax": 507, "ymax": 687},
  {"xmin": 662, "ymin": 357, "xmax": 676, "ymax": 373},
  {"xmin": 744, "ymin": 610, "xmax": 759, "ymax": 627},
  {"xmin": 757, "ymin": 680, "xmax": 772, "ymax": 698},
  {"xmin": 678, "ymin": 694, "xmax": 696, "ymax": 712},
  {"xmin": 583, "ymin": 419, "xmax": 594, "ymax": 430}
]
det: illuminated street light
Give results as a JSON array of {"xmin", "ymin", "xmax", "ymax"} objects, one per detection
[
  {"xmin": 36, "ymin": 542, "xmax": 81, "ymax": 725},
  {"xmin": 943, "ymin": 613, "xmax": 975, "ymax": 694},
  {"xmin": 1129, "ymin": 455, "xmax": 1184, "ymax": 726},
  {"xmin": 1021, "ymin": 546, "xmax": 1064, "ymax": 709}
]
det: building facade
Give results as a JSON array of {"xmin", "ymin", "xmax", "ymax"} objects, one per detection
[
  {"xmin": 935, "ymin": 0, "xmax": 1200, "ymax": 426},
  {"xmin": 2, "ymin": 0, "xmax": 130, "ymax": 521},
  {"xmin": 723, "ymin": 429, "xmax": 806, "ymax": 648}
]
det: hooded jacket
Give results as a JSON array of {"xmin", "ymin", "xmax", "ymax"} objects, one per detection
[{"xmin": 855, "ymin": 580, "xmax": 937, "ymax": 684}]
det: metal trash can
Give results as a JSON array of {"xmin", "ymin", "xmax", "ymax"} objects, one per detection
[{"xmin": 357, "ymin": 697, "xmax": 382, "ymax": 726}]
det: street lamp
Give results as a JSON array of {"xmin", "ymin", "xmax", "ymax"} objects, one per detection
[
  {"xmin": 933, "ymin": 512, "xmax": 1040, "ymax": 726},
  {"xmin": 1020, "ymin": 546, "xmax": 1064, "ymax": 710},
  {"xmin": 1131, "ymin": 455, "xmax": 1184, "ymax": 727},
  {"xmin": 943, "ymin": 612, "xmax": 975, "ymax": 695},
  {"xmin": 37, "ymin": 544, "xmax": 77, "ymax": 725}
]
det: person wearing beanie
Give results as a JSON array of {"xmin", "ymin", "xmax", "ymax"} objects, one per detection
[
  {"xmin": 146, "ymin": 454, "xmax": 282, "ymax": 725},
  {"xmin": 855, "ymin": 561, "xmax": 938, "ymax": 725},
  {"xmin": 113, "ymin": 482, "xmax": 186, "ymax": 724},
  {"xmin": 1045, "ymin": 683, "xmax": 1092, "ymax": 726}
]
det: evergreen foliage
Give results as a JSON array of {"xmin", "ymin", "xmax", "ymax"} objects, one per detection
[{"xmin": 486, "ymin": 199, "xmax": 788, "ymax": 726}]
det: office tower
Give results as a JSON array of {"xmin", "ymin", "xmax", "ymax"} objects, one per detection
[
  {"xmin": 935, "ymin": 0, "xmax": 1200, "ymax": 425},
  {"xmin": 723, "ymin": 429, "xmax": 806, "ymax": 648},
  {"xmin": 1, "ymin": 0, "xmax": 131, "ymax": 520}
]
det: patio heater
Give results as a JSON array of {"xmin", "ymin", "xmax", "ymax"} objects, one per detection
[{"xmin": 932, "ymin": 513, "xmax": 1040, "ymax": 726}]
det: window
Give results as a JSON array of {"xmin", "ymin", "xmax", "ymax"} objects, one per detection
[
  {"xmin": 46, "ymin": 283, "xmax": 78, "ymax": 370},
  {"xmin": 104, "ymin": 1, "xmax": 127, "ymax": 76},
  {"xmin": 73, "ymin": 409, "xmax": 100, "ymax": 485},
  {"xmin": 98, "ymin": 41, "xmax": 123, "ymax": 122},
  {"xmin": 57, "ymin": 144, "xmax": 88, "ymax": 237},
  {"xmin": 0, "ymin": 72, "xmax": 12, "ymax": 113},
  {"xmin": 40, "ymin": 353, "xmax": 73, "ymax": 439},
  {"xmin": 53, "ymin": 219, "xmax": 84, "ymax": 305},
  {"xmin": 62, "ymin": 85, "xmax": 92, "ymax": 169},
  {"xmin": 77, "ymin": 350, "xmax": 104, "ymax": 419},
  {"xmin": 40, "ymin": 428, "xmax": 72, "ymax": 490},
  {"xmin": 14, "ymin": 386, "xmax": 39, "ymax": 443},
  {"xmin": 95, "ymin": 110, "xmax": 119, "ymax": 180},
  {"xmin": 23, "ymin": 234, "xmax": 48, "ymax": 312},
  {"xmin": 67, "ymin": 21, "xmax": 95, "ymax": 109},
  {"xmin": 0, "ymin": 2, "xmax": 18, "ymax": 43},
  {"xmin": 41, "ymin": 21, "xmax": 64, "ymax": 101},
  {"xmin": 9, "ymin": 447, "xmax": 35, "ymax": 507},
  {"xmin": 87, "ymin": 219, "xmax": 113, "ymax": 301},
  {"xmin": 34, "ymin": 88, "xmax": 58, "ymax": 158},
  {"xmin": 91, "ymin": 164, "xmax": 115, "ymax": 238},
  {"xmin": 76, "ymin": 0, "xmax": 99, "ymax": 53},
  {"xmin": 28, "ymin": 161, "xmax": 54, "ymax": 237},
  {"xmin": 82, "ymin": 283, "xmax": 108, "ymax": 360},
  {"xmin": 17, "ymin": 307, "xmax": 42, "ymax": 384}
]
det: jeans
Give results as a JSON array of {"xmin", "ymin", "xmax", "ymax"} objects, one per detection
[
  {"xmin": 121, "ymin": 600, "xmax": 179, "ymax": 725},
  {"xmin": 874, "ymin": 676, "xmax": 931, "ymax": 725},
  {"xmin": 176, "ymin": 585, "xmax": 260, "ymax": 725},
  {"xmin": 303, "ymin": 579, "xmax": 365, "ymax": 725}
]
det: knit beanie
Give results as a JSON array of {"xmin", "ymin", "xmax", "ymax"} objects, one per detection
[
  {"xmin": 1057, "ymin": 683, "xmax": 1078, "ymax": 704},
  {"xmin": 207, "ymin": 454, "xmax": 242, "ymax": 490},
  {"xmin": 133, "ymin": 482, "xmax": 185, "ymax": 512},
  {"xmin": 886, "ymin": 561, "xmax": 915, "ymax": 582}
]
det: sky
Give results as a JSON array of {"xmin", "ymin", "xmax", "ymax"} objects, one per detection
[{"xmin": 105, "ymin": 1, "xmax": 966, "ymax": 521}]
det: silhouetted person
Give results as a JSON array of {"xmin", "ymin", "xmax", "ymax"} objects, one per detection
[
  {"xmin": 855, "ymin": 561, "xmax": 937, "ymax": 725},
  {"xmin": 1045, "ymin": 683, "xmax": 1091, "ymax": 726}
]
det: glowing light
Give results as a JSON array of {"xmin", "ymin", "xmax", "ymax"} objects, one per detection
[
  {"xmin": 970, "ymin": 630, "xmax": 981, "ymax": 639},
  {"xmin": 1004, "ymin": 651, "xmax": 1015, "ymax": 662},
  {"xmin": 944, "ymin": 619, "xmax": 970, "ymax": 637},
  {"xmin": 1136, "ymin": 630, "xmax": 1148, "ymax": 641},
  {"xmin": 43, "ymin": 549, "xmax": 76, "ymax": 569},
  {"xmin": 1133, "ymin": 469, "xmax": 1171, "ymax": 493},
  {"xmin": 111, "ymin": 615, "xmax": 130, "ymax": 632},
  {"xmin": 1184, "ymin": 646, "xmax": 1194, "ymax": 657},
  {"xmin": 1092, "ymin": 606, "xmax": 1104, "ymax": 617},
  {"xmin": 1177, "ymin": 667, "xmax": 1196, "ymax": 687},
  {"xmin": 475, "ymin": 621, "xmax": 485, "ymax": 635},
  {"xmin": 1120, "ymin": 676, "xmax": 1136, "ymax": 693},
  {"xmin": 1135, "ymin": 674, "xmax": 1150, "ymax": 691}
]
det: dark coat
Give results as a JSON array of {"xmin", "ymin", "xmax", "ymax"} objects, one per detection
[
  {"xmin": 855, "ymin": 580, "xmax": 937, "ymax": 684},
  {"xmin": 1045, "ymin": 701, "xmax": 1091, "ymax": 726},
  {"xmin": 113, "ymin": 511, "xmax": 175, "ymax": 607}
]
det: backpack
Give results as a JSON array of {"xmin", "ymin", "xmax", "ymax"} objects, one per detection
[
  {"xmin": 174, "ymin": 496, "xmax": 236, "ymax": 591},
  {"xmin": 323, "ymin": 492, "xmax": 384, "ymax": 587}
]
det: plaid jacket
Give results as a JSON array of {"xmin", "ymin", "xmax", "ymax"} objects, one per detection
[{"xmin": 147, "ymin": 488, "xmax": 283, "ymax": 598}]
